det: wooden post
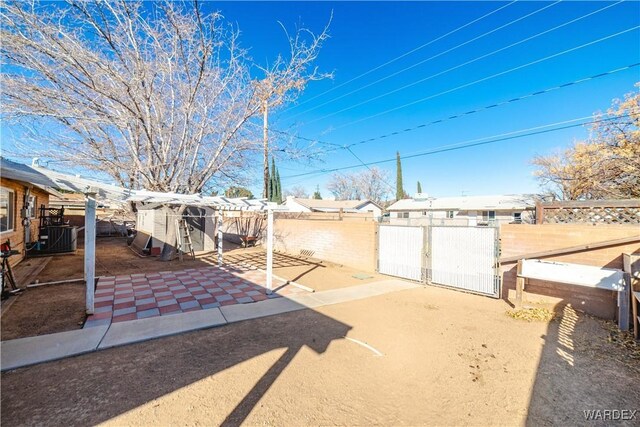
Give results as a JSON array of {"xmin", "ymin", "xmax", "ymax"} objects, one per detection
[
  {"xmin": 623, "ymin": 253, "xmax": 639, "ymax": 337},
  {"xmin": 619, "ymin": 273, "xmax": 630, "ymax": 331},
  {"xmin": 84, "ymin": 192, "xmax": 96, "ymax": 314},
  {"xmin": 217, "ymin": 211, "xmax": 223, "ymax": 267},
  {"xmin": 515, "ymin": 259, "xmax": 524, "ymax": 308},
  {"xmin": 535, "ymin": 201, "xmax": 543, "ymax": 225},
  {"xmin": 266, "ymin": 208, "xmax": 274, "ymax": 294}
]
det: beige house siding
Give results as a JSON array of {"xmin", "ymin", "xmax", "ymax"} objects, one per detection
[{"xmin": 0, "ymin": 177, "xmax": 50, "ymax": 268}]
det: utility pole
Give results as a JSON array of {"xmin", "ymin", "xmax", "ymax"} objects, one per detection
[{"xmin": 263, "ymin": 99, "xmax": 269, "ymax": 199}]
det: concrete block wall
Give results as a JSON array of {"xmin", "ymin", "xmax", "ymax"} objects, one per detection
[
  {"xmin": 271, "ymin": 218, "xmax": 377, "ymax": 272},
  {"xmin": 500, "ymin": 224, "xmax": 640, "ymax": 319}
]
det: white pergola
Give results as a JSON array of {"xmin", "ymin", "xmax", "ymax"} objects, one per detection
[{"xmin": 1, "ymin": 159, "xmax": 278, "ymax": 314}]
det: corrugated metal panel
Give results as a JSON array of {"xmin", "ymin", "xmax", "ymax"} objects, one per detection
[
  {"xmin": 378, "ymin": 225, "xmax": 424, "ymax": 281},
  {"xmin": 429, "ymin": 226, "xmax": 499, "ymax": 297}
]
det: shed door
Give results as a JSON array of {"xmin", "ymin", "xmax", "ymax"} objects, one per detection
[{"xmin": 184, "ymin": 207, "xmax": 206, "ymax": 252}]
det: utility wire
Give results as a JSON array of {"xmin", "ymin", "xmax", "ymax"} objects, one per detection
[
  {"xmin": 281, "ymin": 113, "xmax": 634, "ymax": 180},
  {"xmin": 286, "ymin": 1, "xmax": 519, "ymax": 112},
  {"xmin": 313, "ymin": 25, "xmax": 640, "ymax": 130},
  {"xmin": 289, "ymin": 0, "xmax": 567, "ymax": 120},
  {"xmin": 271, "ymin": 62, "xmax": 640, "ymax": 152},
  {"xmin": 344, "ymin": 146, "xmax": 397, "ymax": 192}
]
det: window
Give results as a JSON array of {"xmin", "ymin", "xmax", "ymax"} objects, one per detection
[
  {"xmin": 397, "ymin": 212, "xmax": 409, "ymax": 219},
  {"xmin": 1, "ymin": 188, "xmax": 15, "ymax": 233},
  {"xmin": 513, "ymin": 212, "xmax": 522, "ymax": 223},
  {"xmin": 446, "ymin": 210, "xmax": 455, "ymax": 219},
  {"xmin": 482, "ymin": 210, "xmax": 496, "ymax": 222}
]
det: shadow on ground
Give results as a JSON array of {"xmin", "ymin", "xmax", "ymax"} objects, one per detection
[
  {"xmin": 526, "ymin": 304, "xmax": 640, "ymax": 425},
  {"xmin": 1, "ymin": 305, "xmax": 351, "ymax": 426}
]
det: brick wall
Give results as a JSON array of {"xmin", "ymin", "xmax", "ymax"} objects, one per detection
[
  {"xmin": 271, "ymin": 217, "xmax": 377, "ymax": 271},
  {"xmin": 0, "ymin": 178, "xmax": 50, "ymax": 267},
  {"xmin": 500, "ymin": 224, "xmax": 640, "ymax": 319}
]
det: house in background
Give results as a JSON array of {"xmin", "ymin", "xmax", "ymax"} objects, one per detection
[
  {"xmin": 283, "ymin": 196, "xmax": 383, "ymax": 219},
  {"xmin": 387, "ymin": 194, "xmax": 536, "ymax": 226},
  {"xmin": 0, "ymin": 158, "xmax": 56, "ymax": 266}
]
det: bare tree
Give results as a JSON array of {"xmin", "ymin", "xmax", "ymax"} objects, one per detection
[
  {"xmin": 1, "ymin": 0, "xmax": 330, "ymax": 259},
  {"xmin": 532, "ymin": 85, "xmax": 640, "ymax": 200},
  {"xmin": 327, "ymin": 167, "xmax": 391, "ymax": 204},
  {"xmin": 282, "ymin": 185, "xmax": 309, "ymax": 199}
]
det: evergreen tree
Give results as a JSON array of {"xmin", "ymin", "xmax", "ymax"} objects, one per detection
[
  {"xmin": 269, "ymin": 157, "xmax": 277, "ymax": 202},
  {"xmin": 417, "ymin": 181, "xmax": 422, "ymax": 194},
  {"xmin": 313, "ymin": 185, "xmax": 322, "ymax": 199},
  {"xmin": 396, "ymin": 151, "xmax": 404, "ymax": 200},
  {"xmin": 275, "ymin": 168, "xmax": 282, "ymax": 204}
]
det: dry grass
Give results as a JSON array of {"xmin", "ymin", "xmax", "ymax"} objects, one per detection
[
  {"xmin": 506, "ymin": 307, "xmax": 556, "ymax": 322},
  {"xmin": 603, "ymin": 321, "xmax": 640, "ymax": 362}
]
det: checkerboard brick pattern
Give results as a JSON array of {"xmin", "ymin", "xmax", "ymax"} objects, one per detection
[{"xmin": 84, "ymin": 266, "xmax": 308, "ymax": 328}]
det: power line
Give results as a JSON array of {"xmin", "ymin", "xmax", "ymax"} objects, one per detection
[
  {"xmin": 285, "ymin": 1, "xmax": 519, "ymax": 112},
  {"xmin": 344, "ymin": 146, "xmax": 396, "ymax": 192},
  {"xmin": 289, "ymin": 0, "xmax": 567, "ymax": 120},
  {"xmin": 271, "ymin": 62, "xmax": 640, "ymax": 153},
  {"xmin": 281, "ymin": 113, "xmax": 633, "ymax": 180},
  {"xmin": 312, "ymin": 25, "xmax": 640, "ymax": 130}
]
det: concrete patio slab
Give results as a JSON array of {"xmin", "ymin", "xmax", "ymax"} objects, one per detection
[
  {"xmin": 98, "ymin": 307, "xmax": 227, "ymax": 349},
  {"xmin": 1, "ymin": 325, "xmax": 109, "ymax": 371}
]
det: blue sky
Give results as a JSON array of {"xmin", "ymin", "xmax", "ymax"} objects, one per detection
[
  {"xmin": 212, "ymin": 0, "xmax": 640, "ymax": 198},
  {"xmin": 1, "ymin": 1, "xmax": 638, "ymax": 199}
]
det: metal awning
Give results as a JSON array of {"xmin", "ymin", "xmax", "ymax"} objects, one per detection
[
  {"xmin": 1, "ymin": 157, "xmax": 273, "ymax": 211},
  {"xmin": 1, "ymin": 157, "xmax": 280, "ymax": 315}
]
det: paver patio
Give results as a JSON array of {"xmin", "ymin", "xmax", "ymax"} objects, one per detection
[{"xmin": 84, "ymin": 265, "xmax": 307, "ymax": 328}]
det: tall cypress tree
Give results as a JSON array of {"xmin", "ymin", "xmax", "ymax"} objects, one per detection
[
  {"xmin": 417, "ymin": 181, "xmax": 422, "ymax": 194},
  {"xmin": 275, "ymin": 167, "xmax": 282, "ymax": 204},
  {"xmin": 269, "ymin": 157, "xmax": 277, "ymax": 202},
  {"xmin": 396, "ymin": 151, "xmax": 404, "ymax": 200},
  {"xmin": 266, "ymin": 167, "xmax": 271, "ymax": 201}
]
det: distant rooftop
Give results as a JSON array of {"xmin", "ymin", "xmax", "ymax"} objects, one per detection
[
  {"xmin": 286, "ymin": 197, "xmax": 380, "ymax": 211},
  {"xmin": 387, "ymin": 194, "xmax": 536, "ymax": 211}
]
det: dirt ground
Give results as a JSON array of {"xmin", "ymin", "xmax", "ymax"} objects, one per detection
[
  {"xmin": 1, "ymin": 237, "xmax": 384, "ymax": 340},
  {"xmin": 2, "ymin": 284, "xmax": 638, "ymax": 426}
]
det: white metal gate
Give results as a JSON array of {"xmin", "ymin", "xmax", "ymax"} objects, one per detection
[
  {"xmin": 377, "ymin": 225, "xmax": 424, "ymax": 281},
  {"xmin": 428, "ymin": 226, "xmax": 500, "ymax": 297}
]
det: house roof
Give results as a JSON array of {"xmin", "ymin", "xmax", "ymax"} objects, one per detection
[
  {"xmin": 286, "ymin": 197, "xmax": 381, "ymax": 211},
  {"xmin": 387, "ymin": 194, "xmax": 536, "ymax": 211}
]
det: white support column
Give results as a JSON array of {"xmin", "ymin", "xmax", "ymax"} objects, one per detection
[
  {"xmin": 266, "ymin": 208, "xmax": 274, "ymax": 294},
  {"xmin": 84, "ymin": 192, "xmax": 97, "ymax": 314},
  {"xmin": 217, "ymin": 210, "xmax": 223, "ymax": 267}
]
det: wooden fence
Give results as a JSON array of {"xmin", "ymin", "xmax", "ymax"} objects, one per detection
[{"xmin": 536, "ymin": 199, "xmax": 640, "ymax": 226}]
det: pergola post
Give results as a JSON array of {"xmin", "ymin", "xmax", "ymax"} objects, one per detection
[
  {"xmin": 266, "ymin": 208, "xmax": 273, "ymax": 294},
  {"xmin": 217, "ymin": 210, "xmax": 223, "ymax": 267},
  {"xmin": 84, "ymin": 191, "xmax": 97, "ymax": 314}
]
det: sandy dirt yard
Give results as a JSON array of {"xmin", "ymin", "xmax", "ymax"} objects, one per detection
[
  {"xmin": 2, "ymin": 284, "xmax": 638, "ymax": 426},
  {"xmin": 1, "ymin": 237, "xmax": 383, "ymax": 340}
]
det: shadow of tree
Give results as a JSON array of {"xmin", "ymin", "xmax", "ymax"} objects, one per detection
[{"xmin": 1, "ymin": 306, "xmax": 351, "ymax": 426}]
